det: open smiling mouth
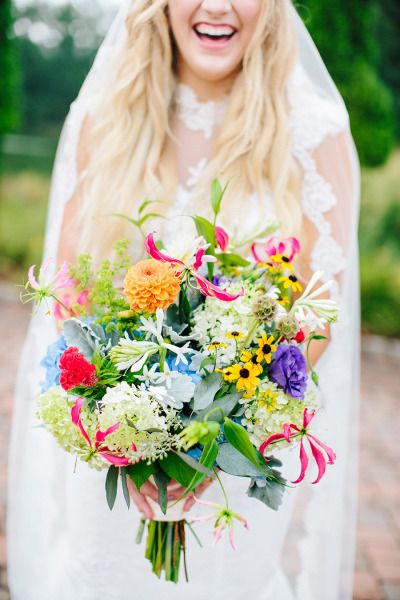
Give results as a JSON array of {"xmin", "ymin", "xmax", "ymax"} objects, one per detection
[{"xmin": 193, "ymin": 23, "xmax": 237, "ymax": 43}]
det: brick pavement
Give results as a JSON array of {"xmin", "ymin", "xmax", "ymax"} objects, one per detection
[{"xmin": 0, "ymin": 284, "xmax": 399, "ymax": 599}]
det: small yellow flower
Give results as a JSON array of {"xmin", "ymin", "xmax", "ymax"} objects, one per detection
[
  {"xmin": 277, "ymin": 295, "xmax": 290, "ymax": 307},
  {"xmin": 259, "ymin": 262, "xmax": 281, "ymax": 275},
  {"xmin": 278, "ymin": 274, "xmax": 303, "ymax": 294},
  {"xmin": 226, "ymin": 331, "xmax": 244, "ymax": 340},
  {"xmin": 240, "ymin": 350, "xmax": 260, "ymax": 366},
  {"xmin": 228, "ymin": 362, "xmax": 262, "ymax": 392},
  {"xmin": 208, "ymin": 341, "xmax": 227, "ymax": 351},
  {"xmin": 256, "ymin": 334, "xmax": 277, "ymax": 364},
  {"xmin": 269, "ymin": 253, "xmax": 294, "ymax": 273},
  {"xmin": 258, "ymin": 389, "xmax": 279, "ymax": 412},
  {"xmin": 216, "ymin": 367, "xmax": 238, "ymax": 383}
]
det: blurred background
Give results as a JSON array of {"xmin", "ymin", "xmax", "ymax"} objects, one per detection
[{"xmin": 0, "ymin": 1, "xmax": 399, "ymax": 599}]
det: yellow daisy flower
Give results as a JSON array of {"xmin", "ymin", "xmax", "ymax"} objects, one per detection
[
  {"xmin": 269, "ymin": 253, "xmax": 294, "ymax": 273},
  {"xmin": 256, "ymin": 334, "xmax": 277, "ymax": 364},
  {"xmin": 208, "ymin": 341, "xmax": 227, "ymax": 351},
  {"xmin": 226, "ymin": 331, "xmax": 244, "ymax": 341},
  {"xmin": 278, "ymin": 274, "xmax": 303, "ymax": 294},
  {"xmin": 229, "ymin": 362, "xmax": 262, "ymax": 392},
  {"xmin": 216, "ymin": 367, "xmax": 238, "ymax": 384},
  {"xmin": 240, "ymin": 350, "xmax": 260, "ymax": 366}
]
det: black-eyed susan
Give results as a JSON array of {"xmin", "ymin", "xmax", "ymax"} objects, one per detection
[
  {"xmin": 278, "ymin": 274, "xmax": 303, "ymax": 294},
  {"xmin": 240, "ymin": 350, "xmax": 260, "ymax": 366},
  {"xmin": 228, "ymin": 361, "xmax": 263, "ymax": 392},
  {"xmin": 256, "ymin": 333, "xmax": 277, "ymax": 364},
  {"xmin": 226, "ymin": 331, "xmax": 244, "ymax": 341},
  {"xmin": 216, "ymin": 367, "xmax": 237, "ymax": 384},
  {"xmin": 269, "ymin": 253, "xmax": 294, "ymax": 273},
  {"xmin": 208, "ymin": 341, "xmax": 227, "ymax": 352}
]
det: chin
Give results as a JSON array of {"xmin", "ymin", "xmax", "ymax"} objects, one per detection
[{"xmin": 189, "ymin": 59, "xmax": 241, "ymax": 83}]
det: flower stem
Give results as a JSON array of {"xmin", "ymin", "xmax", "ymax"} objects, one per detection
[{"xmin": 214, "ymin": 468, "xmax": 229, "ymax": 509}]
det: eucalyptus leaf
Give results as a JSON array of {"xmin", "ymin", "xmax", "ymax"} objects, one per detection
[
  {"xmin": 105, "ymin": 465, "xmax": 119, "ymax": 510},
  {"xmin": 192, "ymin": 372, "xmax": 222, "ymax": 411},
  {"xmin": 63, "ymin": 318, "xmax": 100, "ymax": 360},
  {"xmin": 173, "ymin": 451, "xmax": 214, "ymax": 477},
  {"xmin": 216, "ymin": 443, "xmax": 262, "ymax": 477},
  {"xmin": 246, "ymin": 477, "xmax": 285, "ymax": 511},
  {"xmin": 194, "ymin": 393, "xmax": 241, "ymax": 421},
  {"xmin": 153, "ymin": 470, "xmax": 170, "ymax": 515},
  {"xmin": 120, "ymin": 468, "xmax": 131, "ymax": 509}
]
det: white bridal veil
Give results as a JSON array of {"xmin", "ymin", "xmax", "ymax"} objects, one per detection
[{"xmin": 7, "ymin": 2, "xmax": 360, "ymax": 599}]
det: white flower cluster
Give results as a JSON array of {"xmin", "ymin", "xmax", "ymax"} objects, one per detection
[
  {"xmin": 191, "ymin": 282, "xmax": 264, "ymax": 366},
  {"xmin": 242, "ymin": 381, "xmax": 317, "ymax": 450},
  {"xmin": 99, "ymin": 382, "xmax": 182, "ymax": 463}
]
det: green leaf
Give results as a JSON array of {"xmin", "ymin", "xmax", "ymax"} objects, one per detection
[
  {"xmin": 223, "ymin": 418, "xmax": 261, "ymax": 470},
  {"xmin": 173, "ymin": 451, "xmax": 214, "ymax": 477},
  {"xmin": 192, "ymin": 215, "xmax": 216, "ymax": 246},
  {"xmin": 311, "ymin": 371, "xmax": 319, "ymax": 386},
  {"xmin": 159, "ymin": 453, "xmax": 197, "ymax": 488},
  {"xmin": 210, "ymin": 179, "xmax": 225, "ymax": 217},
  {"xmin": 120, "ymin": 468, "xmax": 131, "ymax": 509},
  {"xmin": 105, "ymin": 465, "xmax": 119, "ymax": 510},
  {"xmin": 192, "ymin": 372, "xmax": 222, "ymax": 411},
  {"xmin": 110, "ymin": 212, "xmax": 138, "ymax": 227},
  {"xmin": 216, "ymin": 443, "xmax": 263, "ymax": 477},
  {"xmin": 126, "ymin": 460, "xmax": 157, "ymax": 492},
  {"xmin": 153, "ymin": 470, "xmax": 170, "ymax": 515},
  {"xmin": 194, "ymin": 393, "xmax": 241, "ymax": 421},
  {"xmin": 217, "ymin": 253, "xmax": 250, "ymax": 267},
  {"xmin": 185, "ymin": 439, "xmax": 219, "ymax": 493},
  {"xmin": 137, "ymin": 212, "xmax": 164, "ymax": 227},
  {"xmin": 246, "ymin": 477, "xmax": 286, "ymax": 511}
]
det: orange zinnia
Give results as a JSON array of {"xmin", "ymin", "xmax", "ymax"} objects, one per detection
[{"xmin": 123, "ymin": 259, "xmax": 180, "ymax": 314}]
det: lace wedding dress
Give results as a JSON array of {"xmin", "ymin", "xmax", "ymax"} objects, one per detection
[{"xmin": 7, "ymin": 5, "xmax": 360, "ymax": 600}]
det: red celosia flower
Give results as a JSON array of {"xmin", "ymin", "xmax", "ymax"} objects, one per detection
[
  {"xmin": 59, "ymin": 347, "xmax": 98, "ymax": 391},
  {"xmin": 295, "ymin": 329, "xmax": 306, "ymax": 343}
]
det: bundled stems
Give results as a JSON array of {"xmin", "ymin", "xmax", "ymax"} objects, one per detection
[{"xmin": 140, "ymin": 519, "xmax": 188, "ymax": 583}]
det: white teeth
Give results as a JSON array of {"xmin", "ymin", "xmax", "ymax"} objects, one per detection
[{"xmin": 194, "ymin": 24, "xmax": 235, "ymax": 37}]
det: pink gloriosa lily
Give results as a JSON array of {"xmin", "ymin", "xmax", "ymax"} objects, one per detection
[
  {"xmin": 71, "ymin": 398, "xmax": 135, "ymax": 466},
  {"xmin": 190, "ymin": 496, "xmax": 249, "ymax": 550},
  {"xmin": 259, "ymin": 408, "xmax": 336, "ymax": 484},
  {"xmin": 215, "ymin": 226, "xmax": 229, "ymax": 251},
  {"xmin": 54, "ymin": 290, "xmax": 89, "ymax": 321},
  {"xmin": 24, "ymin": 259, "xmax": 75, "ymax": 308},
  {"xmin": 251, "ymin": 236, "xmax": 301, "ymax": 264},
  {"xmin": 145, "ymin": 232, "xmax": 243, "ymax": 302}
]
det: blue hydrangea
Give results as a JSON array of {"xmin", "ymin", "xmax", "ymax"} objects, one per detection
[
  {"xmin": 40, "ymin": 335, "xmax": 68, "ymax": 392},
  {"xmin": 166, "ymin": 356, "xmax": 201, "ymax": 386}
]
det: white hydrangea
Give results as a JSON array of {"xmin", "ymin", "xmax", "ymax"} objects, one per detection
[
  {"xmin": 98, "ymin": 382, "xmax": 181, "ymax": 463},
  {"xmin": 191, "ymin": 281, "xmax": 264, "ymax": 367},
  {"xmin": 242, "ymin": 380, "xmax": 318, "ymax": 450}
]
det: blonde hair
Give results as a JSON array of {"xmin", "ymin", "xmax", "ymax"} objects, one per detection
[{"xmin": 77, "ymin": 0, "xmax": 301, "ymax": 261}]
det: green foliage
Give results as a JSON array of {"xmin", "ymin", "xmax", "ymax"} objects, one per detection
[
  {"xmin": 126, "ymin": 461, "xmax": 157, "ymax": 492},
  {"xmin": 377, "ymin": 0, "xmax": 400, "ymax": 138},
  {"xmin": 105, "ymin": 465, "xmax": 119, "ymax": 510},
  {"xmin": 0, "ymin": 0, "xmax": 20, "ymax": 134},
  {"xmin": 300, "ymin": 0, "xmax": 395, "ymax": 167}
]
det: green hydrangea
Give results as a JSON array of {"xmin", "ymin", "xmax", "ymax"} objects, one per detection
[{"xmin": 36, "ymin": 386, "xmax": 104, "ymax": 470}]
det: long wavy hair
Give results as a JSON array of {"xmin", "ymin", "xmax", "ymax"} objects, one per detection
[{"xmin": 77, "ymin": 0, "xmax": 302, "ymax": 261}]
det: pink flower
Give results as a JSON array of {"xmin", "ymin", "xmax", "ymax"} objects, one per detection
[
  {"xmin": 71, "ymin": 398, "xmax": 135, "ymax": 466},
  {"xmin": 190, "ymin": 496, "xmax": 249, "ymax": 550},
  {"xmin": 251, "ymin": 236, "xmax": 301, "ymax": 264},
  {"xmin": 259, "ymin": 408, "xmax": 336, "ymax": 484},
  {"xmin": 24, "ymin": 259, "xmax": 74, "ymax": 307},
  {"xmin": 145, "ymin": 232, "xmax": 243, "ymax": 302},
  {"xmin": 215, "ymin": 226, "xmax": 229, "ymax": 251},
  {"xmin": 54, "ymin": 290, "xmax": 89, "ymax": 320}
]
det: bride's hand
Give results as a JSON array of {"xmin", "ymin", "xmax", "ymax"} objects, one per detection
[{"xmin": 127, "ymin": 477, "xmax": 214, "ymax": 519}]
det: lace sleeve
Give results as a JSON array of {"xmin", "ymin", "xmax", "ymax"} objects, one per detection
[{"xmin": 289, "ymin": 74, "xmax": 360, "ymax": 297}]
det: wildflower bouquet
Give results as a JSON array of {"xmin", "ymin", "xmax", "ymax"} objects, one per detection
[{"xmin": 23, "ymin": 181, "xmax": 338, "ymax": 583}]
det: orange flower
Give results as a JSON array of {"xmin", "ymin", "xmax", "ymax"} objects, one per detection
[{"xmin": 123, "ymin": 259, "xmax": 180, "ymax": 314}]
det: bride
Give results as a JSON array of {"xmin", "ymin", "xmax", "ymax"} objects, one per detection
[{"xmin": 7, "ymin": 1, "xmax": 360, "ymax": 599}]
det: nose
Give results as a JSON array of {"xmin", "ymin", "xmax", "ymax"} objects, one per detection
[{"xmin": 200, "ymin": 0, "xmax": 232, "ymax": 15}]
